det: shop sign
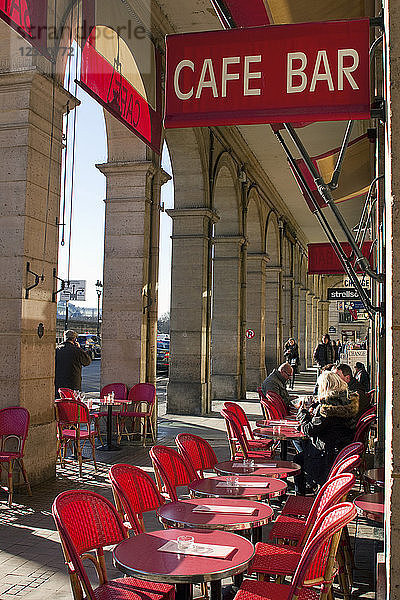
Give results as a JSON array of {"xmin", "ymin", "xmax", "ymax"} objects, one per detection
[
  {"xmin": 165, "ymin": 18, "xmax": 370, "ymax": 128},
  {"xmin": 343, "ymin": 275, "xmax": 371, "ymax": 289},
  {"xmin": 60, "ymin": 280, "xmax": 86, "ymax": 302},
  {"xmin": 0, "ymin": 0, "xmax": 48, "ymax": 55}
]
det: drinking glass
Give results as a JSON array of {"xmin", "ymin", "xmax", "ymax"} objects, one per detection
[{"xmin": 177, "ymin": 535, "xmax": 194, "ymax": 551}]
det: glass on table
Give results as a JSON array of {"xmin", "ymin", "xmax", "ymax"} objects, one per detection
[
  {"xmin": 243, "ymin": 458, "xmax": 255, "ymax": 473},
  {"xmin": 177, "ymin": 535, "xmax": 194, "ymax": 551}
]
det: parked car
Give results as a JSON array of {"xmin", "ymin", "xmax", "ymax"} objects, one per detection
[
  {"xmin": 157, "ymin": 340, "xmax": 170, "ymax": 374},
  {"xmin": 77, "ymin": 334, "xmax": 101, "ymax": 359}
]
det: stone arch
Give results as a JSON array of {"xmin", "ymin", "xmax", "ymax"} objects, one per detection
[
  {"xmin": 213, "ymin": 152, "xmax": 241, "ymax": 236},
  {"xmin": 247, "ymin": 188, "xmax": 264, "ymax": 253},
  {"xmin": 265, "ymin": 211, "xmax": 280, "ymax": 266}
]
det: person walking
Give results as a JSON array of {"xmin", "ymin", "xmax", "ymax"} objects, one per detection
[
  {"xmin": 313, "ymin": 334, "xmax": 335, "ymax": 369},
  {"xmin": 354, "ymin": 362, "xmax": 371, "ymax": 391},
  {"xmin": 55, "ymin": 330, "xmax": 92, "ymax": 396},
  {"xmin": 283, "ymin": 338, "xmax": 300, "ymax": 389}
]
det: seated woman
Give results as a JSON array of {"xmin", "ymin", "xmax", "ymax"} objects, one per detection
[{"xmin": 294, "ymin": 370, "xmax": 359, "ymax": 495}]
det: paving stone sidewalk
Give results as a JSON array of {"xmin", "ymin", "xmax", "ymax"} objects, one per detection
[{"xmin": 0, "ymin": 370, "xmax": 380, "ymax": 599}]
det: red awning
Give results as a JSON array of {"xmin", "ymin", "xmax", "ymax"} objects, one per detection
[{"xmin": 308, "ymin": 242, "xmax": 374, "ymax": 274}]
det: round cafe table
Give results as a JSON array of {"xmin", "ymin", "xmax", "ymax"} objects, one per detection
[
  {"xmin": 354, "ymin": 492, "xmax": 384, "ymax": 523},
  {"xmin": 364, "ymin": 467, "xmax": 384, "ymax": 489},
  {"xmin": 113, "ymin": 527, "xmax": 254, "ymax": 600},
  {"xmin": 96, "ymin": 397, "xmax": 129, "ymax": 451},
  {"xmin": 253, "ymin": 425, "xmax": 305, "ymax": 461},
  {"xmin": 214, "ymin": 459, "xmax": 301, "ymax": 479},
  {"xmin": 189, "ymin": 475, "xmax": 287, "ymax": 501}
]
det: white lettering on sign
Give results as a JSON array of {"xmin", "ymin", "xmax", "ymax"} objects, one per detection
[
  {"xmin": 287, "ymin": 49, "xmax": 360, "ymax": 94},
  {"xmin": 174, "ymin": 55, "xmax": 262, "ymax": 101},
  {"xmin": 174, "ymin": 60, "xmax": 194, "ymax": 100}
]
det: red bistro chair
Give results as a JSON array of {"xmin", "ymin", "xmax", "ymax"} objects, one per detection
[
  {"xmin": 175, "ymin": 433, "xmax": 218, "ymax": 477},
  {"xmin": 58, "ymin": 387, "xmax": 104, "ymax": 443},
  {"xmin": 281, "ymin": 442, "xmax": 364, "ymax": 518},
  {"xmin": 0, "ymin": 407, "xmax": 32, "ymax": 506},
  {"xmin": 221, "ymin": 408, "xmax": 273, "ymax": 461},
  {"xmin": 258, "ymin": 389, "xmax": 283, "ymax": 421},
  {"xmin": 109, "ymin": 463, "xmax": 165, "ymax": 534},
  {"xmin": 58, "ymin": 388, "xmax": 77, "ymax": 399},
  {"xmin": 117, "ymin": 383, "xmax": 156, "ymax": 446},
  {"xmin": 235, "ymin": 502, "xmax": 357, "ymax": 600},
  {"xmin": 55, "ymin": 399, "xmax": 97, "ymax": 477},
  {"xmin": 353, "ymin": 413, "xmax": 376, "ymax": 444},
  {"xmin": 52, "ymin": 490, "xmax": 174, "ymax": 600},
  {"xmin": 264, "ymin": 473, "xmax": 355, "ymax": 547},
  {"xmin": 150, "ymin": 444, "xmax": 197, "ymax": 501},
  {"xmin": 223, "ymin": 402, "xmax": 274, "ymax": 453}
]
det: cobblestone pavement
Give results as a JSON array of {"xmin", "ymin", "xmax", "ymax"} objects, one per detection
[{"xmin": 0, "ymin": 370, "xmax": 380, "ymax": 599}]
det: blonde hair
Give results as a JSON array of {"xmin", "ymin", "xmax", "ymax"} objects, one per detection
[{"xmin": 317, "ymin": 370, "xmax": 348, "ymax": 400}]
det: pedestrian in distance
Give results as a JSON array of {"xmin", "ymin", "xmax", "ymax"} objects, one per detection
[
  {"xmin": 283, "ymin": 338, "xmax": 300, "ymax": 389},
  {"xmin": 55, "ymin": 330, "xmax": 92, "ymax": 396},
  {"xmin": 354, "ymin": 362, "xmax": 371, "ymax": 392},
  {"xmin": 313, "ymin": 334, "xmax": 335, "ymax": 369}
]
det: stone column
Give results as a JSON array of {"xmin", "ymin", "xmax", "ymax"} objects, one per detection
[
  {"xmin": 312, "ymin": 296, "xmax": 319, "ymax": 352},
  {"xmin": 96, "ymin": 161, "xmax": 156, "ymax": 388},
  {"xmin": 298, "ymin": 288, "xmax": 307, "ymax": 367},
  {"xmin": 167, "ymin": 208, "xmax": 217, "ymax": 415},
  {"xmin": 282, "ymin": 275, "xmax": 293, "ymax": 342},
  {"xmin": 321, "ymin": 300, "xmax": 330, "ymax": 335},
  {"xmin": 265, "ymin": 267, "xmax": 281, "ymax": 373},
  {"xmin": 246, "ymin": 253, "xmax": 268, "ymax": 389},
  {"xmin": 292, "ymin": 282, "xmax": 300, "ymax": 342},
  {"xmin": 305, "ymin": 291, "xmax": 314, "ymax": 367},
  {"xmin": 0, "ymin": 69, "xmax": 75, "ymax": 483},
  {"xmin": 211, "ymin": 236, "xmax": 245, "ymax": 400},
  {"xmin": 317, "ymin": 299, "xmax": 326, "ymax": 340}
]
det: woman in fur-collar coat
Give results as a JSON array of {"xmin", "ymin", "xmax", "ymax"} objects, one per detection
[{"xmin": 294, "ymin": 370, "xmax": 359, "ymax": 494}]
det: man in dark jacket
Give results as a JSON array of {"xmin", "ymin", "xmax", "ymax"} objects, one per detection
[
  {"xmin": 354, "ymin": 362, "xmax": 371, "ymax": 391},
  {"xmin": 313, "ymin": 334, "xmax": 334, "ymax": 368},
  {"xmin": 55, "ymin": 330, "xmax": 92, "ymax": 395},
  {"xmin": 333, "ymin": 363, "xmax": 370, "ymax": 418},
  {"xmin": 261, "ymin": 363, "xmax": 293, "ymax": 408}
]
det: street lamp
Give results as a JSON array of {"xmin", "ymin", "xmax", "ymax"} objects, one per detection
[{"xmin": 95, "ymin": 280, "xmax": 103, "ymax": 337}]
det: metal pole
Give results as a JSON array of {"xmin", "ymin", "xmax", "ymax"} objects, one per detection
[
  {"xmin": 65, "ymin": 300, "xmax": 69, "ymax": 331},
  {"xmin": 97, "ymin": 291, "xmax": 101, "ymax": 336},
  {"xmin": 283, "ymin": 123, "xmax": 383, "ymax": 283},
  {"xmin": 274, "ymin": 130, "xmax": 379, "ymax": 318}
]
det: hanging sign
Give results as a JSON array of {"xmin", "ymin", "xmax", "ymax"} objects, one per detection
[
  {"xmin": 165, "ymin": 18, "xmax": 370, "ymax": 128},
  {"xmin": 79, "ymin": 1, "xmax": 162, "ymax": 153},
  {"xmin": 327, "ymin": 288, "xmax": 371, "ymax": 301},
  {"xmin": 0, "ymin": 0, "xmax": 48, "ymax": 55}
]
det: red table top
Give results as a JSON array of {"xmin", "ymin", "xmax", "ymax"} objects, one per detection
[
  {"xmin": 364, "ymin": 468, "xmax": 384, "ymax": 487},
  {"xmin": 157, "ymin": 498, "xmax": 273, "ymax": 531},
  {"xmin": 214, "ymin": 460, "xmax": 301, "ymax": 478},
  {"xmin": 354, "ymin": 492, "xmax": 384, "ymax": 522},
  {"xmin": 256, "ymin": 419, "xmax": 299, "ymax": 427},
  {"xmin": 113, "ymin": 528, "xmax": 255, "ymax": 584},
  {"xmin": 253, "ymin": 427, "xmax": 305, "ymax": 440},
  {"xmin": 189, "ymin": 475, "xmax": 287, "ymax": 500}
]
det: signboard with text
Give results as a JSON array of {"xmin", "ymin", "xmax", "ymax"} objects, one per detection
[
  {"xmin": 165, "ymin": 19, "xmax": 370, "ymax": 128},
  {"xmin": 0, "ymin": 0, "xmax": 48, "ymax": 55},
  {"xmin": 328, "ymin": 287, "xmax": 371, "ymax": 301}
]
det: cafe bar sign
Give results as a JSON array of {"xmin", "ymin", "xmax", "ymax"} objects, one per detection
[{"xmin": 165, "ymin": 19, "xmax": 370, "ymax": 128}]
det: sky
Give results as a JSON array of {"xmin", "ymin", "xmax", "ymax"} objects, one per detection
[{"xmin": 58, "ymin": 52, "xmax": 173, "ymax": 315}]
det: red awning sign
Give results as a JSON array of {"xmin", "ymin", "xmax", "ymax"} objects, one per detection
[
  {"xmin": 165, "ymin": 19, "xmax": 370, "ymax": 128},
  {"xmin": 0, "ymin": 0, "xmax": 48, "ymax": 55}
]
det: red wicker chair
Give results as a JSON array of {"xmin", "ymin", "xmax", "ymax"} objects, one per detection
[
  {"xmin": 117, "ymin": 383, "xmax": 156, "ymax": 446},
  {"xmin": 281, "ymin": 442, "xmax": 363, "ymax": 518},
  {"xmin": 52, "ymin": 490, "xmax": 174, "ymax": 600},
  {"xmin": 221, "ymin": 408, "xmax": 274, "ymax": 461},
  {"xmin": 58, "ymin": 388, "xmax": 77, "ymax": 399},
  {"xmin": 223, "ymin": 402, "xmax": 274, "ymax": 453},
  {"xmin": 55, "ymin": 399, "xmax": 98, "ymax": 477},
  {"xmin": 235, "ymin": 502, "xmax": 356, "ymax": 600},
  {"xmin": 264, "ymin": 473, "xmax": 355, "ymax": 545},
  {"xmin": 109, "ymin": 463, "xmax": 165, "ymax": 534},
  {"xmin": 175, "ymin": 433, "xmax": 218, "ymax": 477},
  {"xmin": 0, "ymin": 407, "xmax": 32, "ymax": 506},
  {"xmin": 149, "ymin": 445, "xmax": 197, "ymax": 501}
]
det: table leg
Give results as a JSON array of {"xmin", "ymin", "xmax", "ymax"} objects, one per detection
[
  {"xmin": 233, "ymin": 574, "xmax": 243, "ymax": 588},
  {"xmin": 175, "ymin": 583, "xmax": 193, "ymax": 600},
  {"xmin": 210, "ymin": 580, "xmax": 222, "ymax": 600},
  {"xmin": 97, "ymin": 405, "xmax": 120, "ymax": 451},
  {"xmin": 252, "ymin": 526, "xmax": 263, "ymax": 544},
  {"xmin": 281, "ymin": 440, "xmax": 288, "ymax": 461}
]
